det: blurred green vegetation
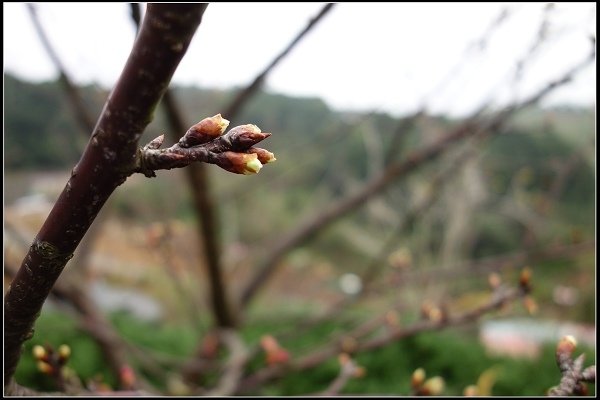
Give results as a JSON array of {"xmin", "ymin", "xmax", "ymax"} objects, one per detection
[
  {"xmin": 5, "ymin": 73, "xmax": 595, "ymax": 396},
  {"xmin": 15, "ymin": 309, "xmax": 595, "ymax": 395}
]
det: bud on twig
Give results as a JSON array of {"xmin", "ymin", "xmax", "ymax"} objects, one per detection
[
  {"xmin": 179, "ymin": 114, "xmax": 230, "ymax": 147},
  {"xmin": 57, "ymin": 344, "xmax": 71, "ymax": 364},
  {"xmin": 260, "ymin": 335, "xmax": 290, "ymax": 366},
  {"xmin": 215, "ymin": 152, "xmax": 263, "ymax": 175},
  {"xmin": 519, "ymin": 267, "xmax": 532, "ymax": 293},
  {"xmin": 32, "ymin": 344, "xmax": 48, "ymax": 361},
  {"xmin": 463, "ymin": 385, "xmax": 479, "ymax": 396},
  {"xmin": 420, "ymin": 376, "xmax": 445, "ymax": 396},
  {"xmin": 411, "ymin": 368, "xmax": 426, "ymax": 389},
  {"xmin": 227, "ymin": 124, "xmax": 271, "ymax": 151},
  {"xmin": 144, "ymin": 134, "xmax": 165, "ymax": 150},
  {"xmin": 37, "ymin": 360, "xmax": 54, "ymax": 375},
  {"xmin": 247, "ymin": 147, "xmax": 277, "ymax": 164},
  {"xmin": 556, "ymin": 335, "xmax": 577, "ymax": 373}
]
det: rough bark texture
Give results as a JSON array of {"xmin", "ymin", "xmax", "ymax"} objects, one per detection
[{"xmin": 4, "ymin": 4, "xmax": 207, "ymax": 387}]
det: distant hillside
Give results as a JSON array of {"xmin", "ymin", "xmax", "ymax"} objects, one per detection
[{"xmin": 3, "ymin": 73, "xmax": 594, "ymax": 176}]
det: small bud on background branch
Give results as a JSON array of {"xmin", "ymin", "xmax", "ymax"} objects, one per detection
[
  {"xmin": 548, "ymin": 335, "xmax": 596, "ymax": 396},
  {"xmin": 136, "ymin": 115, "xmax": 275, "ymax": 177}
]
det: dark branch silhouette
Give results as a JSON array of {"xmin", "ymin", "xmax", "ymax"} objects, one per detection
[{"xmin": 4, "ymin": 4, "xmax": 208, "ymax": 389}]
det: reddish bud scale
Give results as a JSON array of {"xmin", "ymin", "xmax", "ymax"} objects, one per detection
[
  {"xmin": 247, "ymin": 147, "xmax": 276, "ymax": 164},
  {"xmin": 519, "ymin": 267, "xmax": 532, "ymax": 292},
  {"xmin": 556, "ymin": 335, "xmax": 577, "ymax": 373},
  {"xmin": 227, "ymin": 125, "xmax": 271, "ymax": 151},
  {"xmin": 261, "ymin": 335, "xmax": 290, "ymax": 365},
  {"xmin": 120, "ymin": 365, "xmax": 137, "ymax": 390},
  {"xmin": 215, "ymin": 152, "xmax": 263, "ymax": 175},
  {"xmin": 179, "ymin": 114, "xmax": 229, "ymax": 148}
]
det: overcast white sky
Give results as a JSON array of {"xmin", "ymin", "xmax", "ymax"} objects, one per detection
[{"xmin": 3, "ymin": 2, "xmax": 596, "ymax": 117}]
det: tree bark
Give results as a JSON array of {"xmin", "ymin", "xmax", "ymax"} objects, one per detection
[{"xmin": 4, "ymin": 4, "xmax": 207, "ymax": 387}]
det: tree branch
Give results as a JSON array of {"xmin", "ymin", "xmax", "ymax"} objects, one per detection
[
  {"xmin": 26, "ymin": 3, "xmax": 96, "ymax": 133},
  {"xmin": 238, "ymin": 46, "xmax": 595, "ymax": 308},
  {"xmin": 237, "ymin": 283, "xmax": 526, "ymax": 393},
  {"xmin": 222, "ymin": 3, "xmax": 335, "ymax": 121},
  {"xmin": 129, "ymin": 1, "xmax": 237, "ymax": 328},
  {"xmin": 4, "ymin": 4, "xmax": 207, "ymax": 387}
]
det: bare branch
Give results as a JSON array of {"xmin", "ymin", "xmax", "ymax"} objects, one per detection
[
  {"xmin": 222, "ymin": 3, "xmax": 336, "ymax": 120},
  {"xmin": 237, "ymin": 283, "xmax": 525, "ymax": 394},
  {"xmin": 548, "ymin": 336, "xmax": 596, "ymax": 396},
  {"xmin": 4, "ymin": 4, "xmax": 207, "ymax": 386},
  {"xmin": 26, "ymin": 4, "xmax": 96, "ymax": 133},
  {"xmin": 205, "ymin": 330, "xmax": 250, "ymax": 396},
  {"xmin": 239, "ymin": 46, "xmax": 595, "ymax": 308}
]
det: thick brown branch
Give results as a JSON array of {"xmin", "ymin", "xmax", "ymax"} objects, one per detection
[
  {"xmin": 239, "ymin": 48, "xmax": 595, "ymax": 308},
  {"xmin": 4, "ymin": 4, "xmax": 207, "ymax": 386}
]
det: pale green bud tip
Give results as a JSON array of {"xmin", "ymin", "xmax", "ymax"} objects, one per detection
[
  {"xmin": 245, "ymin": 124, "xmax": 262, "ymax": 134},
  {"xmin": 243, "ymin": 157, "xmax": 263, "ymax": 175},
  {"xmin": 58, "ymin": 344, "xmax": 71, "ymax": 359},
  {"xmin": 213, "ymin": 114, "xmax": 230, "ymax": 133},
  {"xmin": 36, "ymin": 360, "xmax": 53, "ymax": 374},
  {"xmin": 564, "ymin": 335, "xmax": 577, "ymax": 347},
  {"xmin": 32, "ymin": 345, "xmax": 46, "ymax": 359},
  {"xmin": 423, "ymin": 376, "xmax": 445, "ymax": 395}
]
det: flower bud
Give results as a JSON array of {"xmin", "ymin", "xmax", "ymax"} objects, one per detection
[
  {"xmin": 261, "ymin": 335, "xmax": 289, "ymax": 365},
  {"xmin": 215, "ymin": 152, "xmax": 263, "ymax": 175},
  {"xmin": 556, "ymin": 335, "xmax": 577, "ymax": 373},
  {"xmin": 463, "ymin": 385, "xmax": 479, "ymax": 396},
  {"xmin": 144, "ymin": 134, "xmax": 165, "ymax": 150},
  {"xmin": 32, "ymin": 344, "xmax": 47, "ymax": 361},
  {"xmin": 120, "ymin": 365, "xmax": 137, "ymax": 390},
  {"xmin": 247, "ymin": 147, "xmax": 276, "ymax": 164},
  {"xmin": 58, "ymin": 344, "xmax": 71, "ymax": 363},
  {"xmin": 341, "ymin": 336, "xmax": 358, "ymax": 354},
  {"xmin": 353, "ymin": 366, "xmax": 366, "ymax": 378},
  {"xmin": 519, "ymin": 267, "xmax": 532, "ymax": 292},
  {"xmin": 37, "ymin": 360, "xmax": 54, "ymax": 375},
  {"xmin": 421, "ymin": 376, "xmax": 445, "ymax": 395},
  {"xmin": 227, "ymin": 124, "xmax": 271, "ymax": 151},
  {"xmin": 179, "ymin": 114, "xmax": 230, "ymax": 148},
  {"xmin": 557, "ymin": 335, "xmax": 577, "ymax": 355},
  {"xmin": 411, "ymin": 368, "xmax": 426, "ymax": 389}
]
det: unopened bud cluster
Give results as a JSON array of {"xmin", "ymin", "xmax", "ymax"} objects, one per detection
[
  {"xmin": 411, "ymin": 367, "xmax": 445, "ymax": 395},
  {"xmin": 142, "ymin": 114, "xmax": 276, "ymax": 176},
  {"xmin": 32, "ymin": 343, "xmax": 71, "ymax": 376},
  {"xmin": 179, "ymin": 114, "xmax": 230, "ymax": 148}
]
